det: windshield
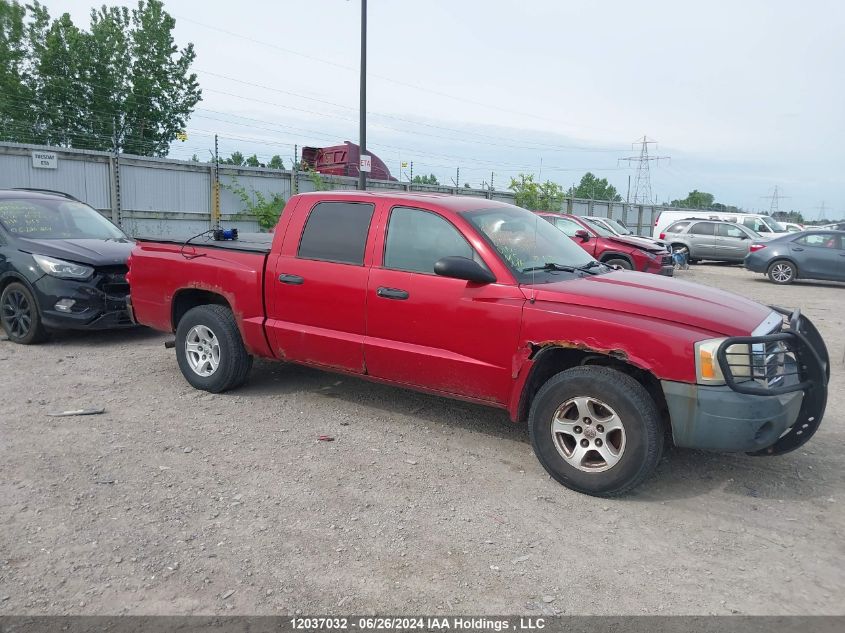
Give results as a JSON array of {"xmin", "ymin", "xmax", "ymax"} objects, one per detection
[
  {"xmin": 0, "ymin": 198, "xmax": 126, "ymax": 240},
  {"xmin": 607, "ymin": 218, "xmax": 633, "ymax": 235},
  {"xmin": 465, "ymin": 205, "xmax": 596, "ymax": 281}
]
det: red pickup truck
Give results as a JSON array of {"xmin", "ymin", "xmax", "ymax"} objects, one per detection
[{"xmin": 126, "ymin": 192, "xmax": 829, "ymax": 497}]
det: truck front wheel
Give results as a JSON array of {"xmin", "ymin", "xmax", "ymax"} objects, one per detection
[
  {"xmin": 175, "ymin": 305, "xmax": 253, "ymax": 392},
  {"xmin": 528, "ymin": 366, "xmax": 663, "ymax": 497}
]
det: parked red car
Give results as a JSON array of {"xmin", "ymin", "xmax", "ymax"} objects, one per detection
[
  {"xmin": 126, "ymin": 192, "xmax": 829, "ymax": 497},
  {"xmin": 536, "ymin": 211, "xmax": 674, "ymax": 275}
]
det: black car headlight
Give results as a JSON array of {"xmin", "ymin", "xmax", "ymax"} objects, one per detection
[{"xmin": 32, "ymin": 254, "xmax": 94, "ymax": 281}]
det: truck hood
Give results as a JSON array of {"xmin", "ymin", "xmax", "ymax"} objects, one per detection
[
  {"xmin": 17, "ymin": 237, "xmax": 134, "ymax": 267},
  {"xmin": 606, "ymin": 234, "xmax": 665, "ymax": 252},
  {"xmin": 523, "ymin": 271, "xmax": 771, "ymax": 337}
]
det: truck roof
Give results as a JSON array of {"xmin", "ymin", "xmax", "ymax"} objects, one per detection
[{"xmin": 293, "ymin": 190, "xmax": 512, "ymax": 213}]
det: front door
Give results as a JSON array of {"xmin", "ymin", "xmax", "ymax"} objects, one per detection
[
  {"xmin": 364, "ymin": 206, "xmax": 524, "ymax": 404},
  {"xmin": 714, "ymin": 222, "xmax": 750, "ymax": 261},
  {"xmin": 554, "ymin": 216, "xmax": 597, "ymax": 257},
  {"xmin": 265, "ymin": 199, "xmax": 376, "ymax": 372}
]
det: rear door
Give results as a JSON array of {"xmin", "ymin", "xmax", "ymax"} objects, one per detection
[
  {"xmin": 790, "ymin": 233, "xmax": 842, "ymax": 280},
  {"xmin": 364, "ymin": 206, "xmax": 524, "ymax": 404},
  {"xmin": 264, "ymin": 199, "xmax": 376, "ymax": 372},
  {"xmin": 714, "ymin": 223, "xmax": 750, "ymax": 261},
  {"xmin": 686, "ymin": 221, "xmax": 716, "ymax": 258}
]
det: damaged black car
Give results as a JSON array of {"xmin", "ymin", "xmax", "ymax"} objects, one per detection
[{"xmin": 0, "ymin": 189, "xmax": 134, "ymax": 344}]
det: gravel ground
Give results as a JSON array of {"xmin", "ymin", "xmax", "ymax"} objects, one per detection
[{"xmin": 1, "ymin": 264, "xmax": 843, "ymax": 616}]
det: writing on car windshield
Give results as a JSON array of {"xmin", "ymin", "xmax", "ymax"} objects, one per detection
[
  {"xmin": 465, "ymin": 205, "xmax": 596, "ymax": 279},
  {"xmin": 0, "ymin": 199, "xmax": 126, "ymax": 240}
]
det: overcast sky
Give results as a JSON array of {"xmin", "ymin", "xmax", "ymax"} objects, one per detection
[{"xmin": 60, "ymin": 0, "xmax": 845, "ymax": 217}]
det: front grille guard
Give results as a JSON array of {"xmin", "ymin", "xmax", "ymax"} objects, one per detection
[{"xmin": 716, "ymin": 307, "xmax": 829, "ymax": 456}]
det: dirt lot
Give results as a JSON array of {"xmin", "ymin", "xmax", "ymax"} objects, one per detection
[{"xmin": 1, "ymin": 264, "xmax": 843, "ymax": 616}]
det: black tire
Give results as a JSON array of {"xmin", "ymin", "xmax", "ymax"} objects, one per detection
[
  {"xmin": 767, "ymin": 260, "xmax": 796, "ymax": 284},
  {"xmin": 0, "ymin": 282, "xmax": 48, "ymax": 345},
  {"xmin": 604, "ymin": 257, "xmax": 633, "ymax": 270},
  {"xmin": 175, "ymin": 304, "xmax": 253, "ymax": 392},
  {"xmin": 528, "ymin": 366, "xmax": 663, "ymax": 497}
]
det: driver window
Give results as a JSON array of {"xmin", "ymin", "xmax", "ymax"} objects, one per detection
[
  {"xmin": 384, "ymin": 206, "xmax": 478, "ymax": 274},
  {"xmin": 553, "ymin": 218, "xmax": 584, "ymax": 236},
  {"xmin": 717, "ymin": 223, "xmax": 746, "ymax": 238}
]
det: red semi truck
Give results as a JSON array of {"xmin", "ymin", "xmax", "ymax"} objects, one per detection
[
  {"xmin": 126, "ymin": 192, "xmax": 829, "ymax": 496},
  {"xmin": 301, "ymin": 142, "xmax": 396, "ymax": 181}
]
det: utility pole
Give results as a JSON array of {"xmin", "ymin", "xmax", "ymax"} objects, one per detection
[
  {"xmin": 619, "ymin": 136, "xmax": 669, "ymax": 205},
  {"xmin": 626, "ymin": 175, "xmax": 631, "ymax": 204},
  {"xmin": 409, "ymin": 161, "xmax": 413, "ymax": 182},
  {"xmin": 490, "ymin": 171, "xmax": 494, "ymax": 192},
  {"xmin": 358, "ymin": 0, "xmax": 367, "ymax": 191},
  {"xmin": 212, "ymin": 133, "xmax": 220, "ymax": 228}
]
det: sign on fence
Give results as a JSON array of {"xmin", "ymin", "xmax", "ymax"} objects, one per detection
[{"xmin": 31, "ymin": 151, "xmax": 57, "ymax": 169}]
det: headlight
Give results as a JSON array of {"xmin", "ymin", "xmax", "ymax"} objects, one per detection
[
  {"xmin": 32, "ymin": 254, "xmax": 94, "ymax": 280},
  {"xmin": 694, "ymin": 338, "xmax": 753, "ymax": 385}
]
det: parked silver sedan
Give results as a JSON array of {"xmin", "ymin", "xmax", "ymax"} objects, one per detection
[{"xmin": 660, "ymin": 219, "xmax": 766, "ymax": 263}]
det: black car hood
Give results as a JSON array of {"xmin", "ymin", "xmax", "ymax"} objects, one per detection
[{"xmin": 17, "ymin": 237, "xmax": 135, "ymax": 267}]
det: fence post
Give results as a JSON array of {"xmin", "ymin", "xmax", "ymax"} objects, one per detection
[
  {"xmin": 108, "ymin": 154, "xmax": 121, "ymax": 226},
  {"xmin": 637, "ymin": 205, "xmax": 645, "ymax": 235}
]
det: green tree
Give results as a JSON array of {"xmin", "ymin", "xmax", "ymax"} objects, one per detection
[
  {"xmin": 244, "ymin": 154, "xmax": 261, "ymax": 167},
  {"xmin": 0, "ymin": 0, "xmax": 201, "ymax": 156},
  {"xmin": 671, "ymin": 190, "xmax": 716, "ymax": 209},
  {"xmin": 412, "ymin": 173, "xmax": 439, "ymax": 185},
  {"xmin": 267, "ymin": 154, "xmax": 284, "ymax": 169},
  {"xmin": 567, "ymin": 172, "xmax": 622, "ymax": 201},
  {"xmin": 508, "ymin": 173, "xmax": 565, "ymax": 211},
  {"xmin": 223, "ymin": 150, "xmax": 244, "ymax": 166}
]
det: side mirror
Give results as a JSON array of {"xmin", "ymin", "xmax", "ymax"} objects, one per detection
[
  {"xmin": 738, "ymin": 234, "xmax": 748, "ymax": 240},
  {"xmin": 434, "ymin": 256, "xmax": 496, "ymax": 284},
  {"xmin": 574, "ymin": 229, "xmax": 590, "ymax": 242}
]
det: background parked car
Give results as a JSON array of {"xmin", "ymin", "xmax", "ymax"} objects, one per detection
[
  {"xmin": 0, "ymin": 189, "xmax": 134, "ymax": 344},
  {"xmin": 582, "ymin": 215, "xmax": 668, "ymax": 249},
  {"xmin": 536, "ymin": 212, "xmax": 674, "ymax": 275},
  {"xmin": 744, "ymin": 230, "xmax": 845, "ymax": 284},
  {"xmin": 660, "ymin": 219, "xmax": 765, "ymax": 264},
  {"xmin": 653, "ymin": 210, "xmax": 788, "ymax": 238},
  {"xmin": 781, "ymin": 222, "xmax": 805, "ymax": 232}
]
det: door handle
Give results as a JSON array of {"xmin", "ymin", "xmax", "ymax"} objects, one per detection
[
  {"xmin": 377, "ymin": 287, "xmax": 409, "ymax": 300},
  {"xmin": 278, "ymin": 273, "xmax": 304, "ymax": 285},
  {"xmin": 792, "ymin": 247, "xmax": 804, "ymax": 252}
]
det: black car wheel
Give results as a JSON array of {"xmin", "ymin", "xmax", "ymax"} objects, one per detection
[
  {"xmin": 767, "ymin": 260, "xmax": 796, "ymax": 284},
  {"xmin": 604, "ymin": 257, "xmax": 633, "ymax": 270},
  {"xmin": 0, "ymin": 282, "xmax": 48, "ymax": 344}
]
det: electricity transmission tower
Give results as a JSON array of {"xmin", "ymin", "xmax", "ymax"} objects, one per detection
[
  {"xmin": 619, "ymin": 136, "xmax": 670, "ymax": 205},
  {"xmin": 761, "ymin": 186, "xmax": 789, "ymax": 216}
]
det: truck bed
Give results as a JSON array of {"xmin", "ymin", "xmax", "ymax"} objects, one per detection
[{"xmin": 135, "ymin": 232, "xmax": 273, "ymax": 254}]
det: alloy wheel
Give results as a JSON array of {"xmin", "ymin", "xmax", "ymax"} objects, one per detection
[
  {"xmin": 1, "ymin": 289, "xmax": 32, "ymax": 339},
  {"xmin": 550, "ymin": 396, "xmax": 626, "ymax": 473},
  {"xmin": 185, "ymin": 324, "xmax": 221, "ymax": 377}
]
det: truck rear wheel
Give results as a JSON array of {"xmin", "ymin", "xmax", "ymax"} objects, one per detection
[
  {"xmin": 528, "ymin": 366, "xmax": 663, "ymax": 497},
  {"xmin": 175, "ymin": 305, "xmax": 253, "ymax": 392}
]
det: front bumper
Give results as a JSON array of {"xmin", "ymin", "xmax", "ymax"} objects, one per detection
[
  {"xmin": 663, "ymin": 308, "xmax": 829, "ymax": 455},
  {"xmin": 32, "ymin": 270, "xmax": 134, "ymax": 331}
]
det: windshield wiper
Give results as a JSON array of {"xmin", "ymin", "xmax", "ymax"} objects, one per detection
[
  {"xmin": 577, "ymin": 261, "xmax": 605, "ymax": 274},
  {"xmin": 522, "ymin": 262, "xmax": 581, "ymax": 274}
]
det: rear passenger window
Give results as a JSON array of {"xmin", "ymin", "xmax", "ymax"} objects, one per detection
[
  {"xmin": 384, "ymin": 207, "xmax": 476, "ymax": 274},
  {"xmin": 717, "ymin": 223, "xmax": 746, "ymax": 238},
  {"xmin": 689, "ymin": 222, "xmax": 715, "ymax": 236},
  {"xmin": 298, "ymin": 201, "xmax": 375, "ymax": 265},
  {"xmin": 665, "ymin": 221, "xmax": 691, "ymax": 233}
]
